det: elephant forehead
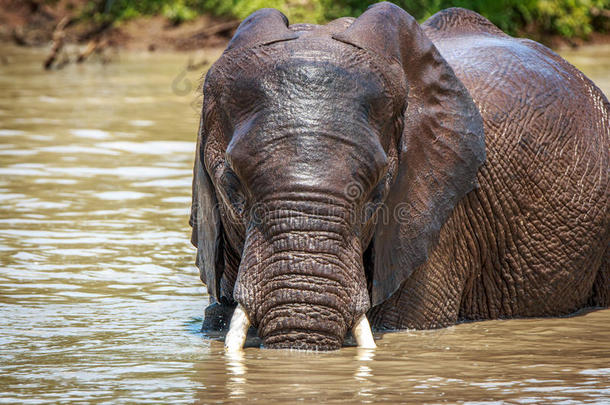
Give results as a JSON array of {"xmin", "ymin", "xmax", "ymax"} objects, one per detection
[
  {"xmin": 223, "ymin": 57, "xmax": 391, "ymax": 161},
  {"xmin": 206, "ymin": 37, "xmax": 407, "ymax": 129},
  {"xmin": 224, "ymin": 54, "xmax": 389, "ymax": 107},
  {"xmin": 224, "ymin": 103, "xmax": 388, "ymax": 198},
  {"xmin": 218, "ymin": 51, "xmax": 395, "ymax": 142},
  {"xmin": 226, "ymin": 99, "xmax": 388, "ymax": 178}
]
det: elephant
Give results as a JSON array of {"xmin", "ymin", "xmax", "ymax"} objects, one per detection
[{"xmin": 189, "ymin": 2, "xmax": 609, "ymax": 351}]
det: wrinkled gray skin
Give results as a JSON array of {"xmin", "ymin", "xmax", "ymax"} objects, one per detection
[{"xmin": 190, "ymin": 2, "xmax": 610, "ymax": 350}]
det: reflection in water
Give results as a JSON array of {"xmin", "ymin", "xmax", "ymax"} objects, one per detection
[
  {"xmin": 0, "ymin": 43, "xmax": 609, "ymax": 403},
  {"xmin": 355, "ymin": 349, "xmax": 375, "ymax": 401},
  {"xmin": 225, "ymin": 351, "xmax": 247, "ymax": 399}
]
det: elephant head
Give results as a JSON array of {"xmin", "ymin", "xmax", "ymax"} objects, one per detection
[{"xmin": 190, "ymin": 2, "xmax": 485, "ymax": 350}]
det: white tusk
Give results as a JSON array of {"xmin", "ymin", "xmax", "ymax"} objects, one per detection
[
  {"xmin": 352, "ymin": 314, "xmax": 376, "ymax": 349},
  {"xmin": 224, "ymin": 304, "xmax": 251, "ymax": 352}
]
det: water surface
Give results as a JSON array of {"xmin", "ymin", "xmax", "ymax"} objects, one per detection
[{"xmin": 0, "ymin": 43, "xmax": 609, "ymax": 403}]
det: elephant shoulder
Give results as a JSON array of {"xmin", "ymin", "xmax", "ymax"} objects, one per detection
[
  {"xmin": 422, "ymin": 8, "xmax": 509, "ymax": 41},
  {"xmin": 427, "ymin": 28, "xmax": 587, "ymax": 108}
]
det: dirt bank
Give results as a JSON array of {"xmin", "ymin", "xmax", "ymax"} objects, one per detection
[
  {"xmin": 1, "ymin": 0, "xmax": 608, "ymax": 55},
  {"xmin": 0, "ymin": 0, "xmax": 237, "ymax": 52}
]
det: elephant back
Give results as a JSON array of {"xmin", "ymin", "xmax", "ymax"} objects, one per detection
[{"xmin": 423, "ymin": 8, "xmax": 508, "ymax": 39}]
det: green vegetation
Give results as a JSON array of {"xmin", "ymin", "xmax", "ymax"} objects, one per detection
[{"xmin": 83, "ymin": 0, "xmax": 609, "ymax": 38}]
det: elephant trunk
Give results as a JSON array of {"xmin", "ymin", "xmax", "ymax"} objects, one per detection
[{"xmin": 232, "ymin": 199, "xmax": 371, "ymax": 350}]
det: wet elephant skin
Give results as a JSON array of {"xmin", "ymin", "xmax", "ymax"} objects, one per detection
[{"xmin": 190, "ymin": 2, "xmax": 610, "ymax": 350}]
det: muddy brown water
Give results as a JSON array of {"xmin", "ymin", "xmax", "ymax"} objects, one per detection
[{"xmin": 0, "ymin": 43, "xmax": 608, "ymax": 403}]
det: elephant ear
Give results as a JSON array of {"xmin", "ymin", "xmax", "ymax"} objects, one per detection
[
  {"xmin": 225, "ymin": 8, "xmax": 298, "ymax": 52},
  {"xmin": 190, "ymin": 116, "xmax": 224, "ymax": 300},
  {"xmin": 334, "ymin": 2, "xmax": 486, "ymax": 305}
]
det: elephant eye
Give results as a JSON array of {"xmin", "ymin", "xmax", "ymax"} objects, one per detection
[
  {"xmin": 220, "ymin": 167, "xmax": 246, "ymax": 216},
  {"xmin": 362, "ymin": 171, "xmax": 391, "ymax": 224}
]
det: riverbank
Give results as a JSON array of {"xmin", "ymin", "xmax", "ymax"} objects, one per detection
[
  {"xmin": 0, "ymin": 0, "xmax": 236, "ymax": 52},
  {"xmin": 1, "ymin": 0, "xmax": 609, "ymax": 56}
]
